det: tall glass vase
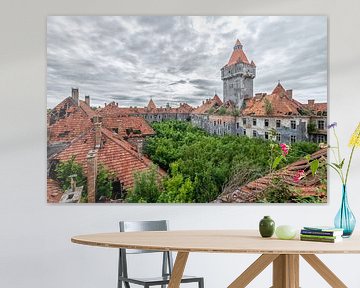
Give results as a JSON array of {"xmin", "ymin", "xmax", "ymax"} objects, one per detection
[{"xmin": 334, "ymin": 185, "xmax": 356, "ymax": 237}]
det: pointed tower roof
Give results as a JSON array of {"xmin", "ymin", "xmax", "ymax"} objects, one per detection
[
  {"xmin": 147, "ymin": 98, "xmax": 156, "ymax": 110},
  {"xmin": 213, "ymin": 94, "xmax": 223, "ymax": 106},
  {"xmin": 226, "ymin": 39, "xmax": 250, "ymax": 66},
  {"xmin": 251, "ymin": 60, "xmax": 256, "ymax": 67},
  {"xmin": 272, "ymin": 82, "xmax": 286, "ymax": 95}
]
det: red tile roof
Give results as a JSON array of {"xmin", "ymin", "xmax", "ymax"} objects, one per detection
[
  {"xmin": 48, "ymin": 97, "xmax": 93, "ymax": 143},
  {"xmin": 147, "ymin": 99, "xmax": 156, "ymax": 110},
  {"xmin": 79, "ymin": 100, "xmax": 97, "ymax": 118},
  {"xmin": 98, "ymin": 101, "xmax": 193, "ymax": 116},
  {"xmin": 242, "ymin": 83, "xmax": 304, "ymax": 117},
  {"xmin": 303, "ymin": 102, "xmax": 327, "ymax": 114},
  {"xmin": 225, "ymin": 39, "xmax": 250, "ymax": 66},
  {"xmin": 272, "ymin": 82, "xmax": 286, "ymax": 95},
  {"xmin": 47, "ymin": 178, "xmax": 63, "ymax": 203},
  {"xmin": 52, "ymin": 126, "xmax": 164, "ymax": 189},
  {"xmin": 217, "ymin": 149, "xmax": 327, "ymax": 203},
  {"xmin": 192, "ymin": 94, "xmax": 223, "ymax": 114},
  {"xmin": 102, "ymin": 115, "xmax": 155, "ymax": 137}
]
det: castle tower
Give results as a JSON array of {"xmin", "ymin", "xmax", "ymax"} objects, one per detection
[{"xmin": 221, "ymin": 40, "xmax": 256, "ymax": 108}]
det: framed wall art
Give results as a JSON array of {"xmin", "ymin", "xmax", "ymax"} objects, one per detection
[{"xmin": 47, "ymin": 16, "xmax": 327, "ymax": 204}]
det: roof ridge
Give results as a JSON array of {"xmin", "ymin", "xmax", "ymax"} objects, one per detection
[{"xmin": 100, "ymin": 127, "xmax": 153, "ymax": 167}]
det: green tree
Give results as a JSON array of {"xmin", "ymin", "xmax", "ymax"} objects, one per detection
[
  {"xmin": 96, "ymin": 164, "xmax": 115, "ymax": 201},
  {"xmin": 264, "ymin": 98, "xmax": 273, "ymax": 115},
  {"xmin": 217, "ymin": 106, "xmax": 227, "ymax": 115},
  {"xmin": 143, "ymin": 121, "xmax": 320, "ymax": 203},
  {"xmin": 55, "ymin": 156, "xmax": 86, "ymax": 191},
  {"xmin": 126, "ymin": 165, "xmax": 161, "ymax": 203},
  {"xmin": 158, "ymin": 163, "xmax": 195, "ymax": 203}
]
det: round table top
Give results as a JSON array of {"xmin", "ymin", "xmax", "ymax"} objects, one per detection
[{"xmin": 71, "ymin": 230, "xmax": 360, "ymax": 254}]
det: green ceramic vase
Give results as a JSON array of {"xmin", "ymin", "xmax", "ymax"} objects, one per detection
[{"xmin": 259, "ymin": 216, "xmax": 275, "ymax": 238}]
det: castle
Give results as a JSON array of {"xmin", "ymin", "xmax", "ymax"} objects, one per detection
[{"xmin": 47, "ymin": 39, "xmax": 327, "ymax": 202}]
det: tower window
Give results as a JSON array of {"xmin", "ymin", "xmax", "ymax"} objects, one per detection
[
  {"xmin": 253, "ymin": 118, "xmax": 257, "ymax": 126},
  {"xmin": 243, "ymin": 129, "xmax": 247, "ymax": 136},
  {"xmin": 265, "ymin": 132, "xmax": 269, "ymax": 140},
  {"xmin": 236, "ymin": 122, "xmax": 239, "ymax": 129},
  {"xmin": 291, "ymin": 120, "xmax": 296, "ymax": 130},
  {"xmin": 243, "ymin": 118, "xmax": 247, "ymax": 125},
  {"xmin": 276, "ymin": 120, "xmax": 281, "ymax": 128},
  {"xmin": 264, "ymin": 119, "xmax": 269, "ymax": 127},
  {"xmin": 291, "ymin": 135, "xmax": 296, "ymax": 143},
  {"xmin": 253, "ymin": 130, "xmax": 257, "ymax": 137},
  {"xmin": 214, "ymin": 121, "xmax": 216, "ymax": 126}
]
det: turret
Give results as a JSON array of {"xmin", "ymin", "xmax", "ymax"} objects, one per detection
[{"xmin": 221, "ymin": 40, "xmax": 256, "ymax": 108}]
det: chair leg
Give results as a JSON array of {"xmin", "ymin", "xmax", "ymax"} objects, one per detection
[{"xmin": 199, "ymin": 278, "xmax": 204, "ymax": 288}]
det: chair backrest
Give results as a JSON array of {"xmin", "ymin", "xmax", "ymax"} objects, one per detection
[
  {"xmin": 119, "ymin": 220, "xmax": 169, "ymax": 254},
  {"xmin": 118, "ymin": 220, "xmax": 173, "ymax": 283}
]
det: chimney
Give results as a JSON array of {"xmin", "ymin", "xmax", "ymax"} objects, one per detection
[
  {"xmin": 117, "ymin": 119, "xmax": 123, "ymax": 137},
  {"xmin": 69, "ymin": 174, "xmax": 77, "ymax": 192},
  {"xmin": 71, "ymin": 88, "xmax": 79, "ymax": 106},
  {"xmin": 137, "ymin": 141, "xmax": 143, "ymax": 159},
  {"xmin": 286, "ymin": 90, "xmax": 293, "ymax": 99},
  {"xmin": 85, "ymin": 95, "xmax": 90, "ymax": 106},
  {"xmin": 308, "ymin": 99, "xmax": 315, "ymax": 106},
  {"xmin": 94, "ymin": 122, "xmax": 102, "ymax": 148},
  {"xmin": 86, "ymin": 150, "xmax": 97, "ymax": 203}
]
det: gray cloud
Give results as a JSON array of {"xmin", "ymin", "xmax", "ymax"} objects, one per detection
[{"xmin": 47, "ymin": 16, "xmax": 327, "ymax": 108}]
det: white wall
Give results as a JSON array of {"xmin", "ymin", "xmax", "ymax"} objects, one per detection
[{"xmin": 1, "ymin": 0, "xmax": 360, "ymax": 287}]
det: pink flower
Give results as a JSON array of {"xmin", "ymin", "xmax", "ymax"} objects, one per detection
[
  {"xmin": 293, "ymin": 170, "xmax": 306, "ymax": 183},
  {"xmin": 279, "ymin": 143, "xmax": 289, "ymax": 156}
]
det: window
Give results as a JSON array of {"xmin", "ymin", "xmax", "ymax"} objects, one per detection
[
  {"xmin": 265, "ymin": 132, "xmax": 269, "ymax": 140},
  {"xmin": 236, "ymin": 122, "xmax": 240, "ymax": 129},
  {"xmin": 318, "ymin": 120, "xmax": 325, "ymax": 130},
  {"xmin": 253, "ymin": 130, "xmax": 257, "ymax": 137},
  {"xmin": 243, "ymin": 118, "xmax": 247, "ymax": 125},
  {"xmin": 228, "ymin": 125, "xmax": 231, "ymax": 131},
  {"xmin": 214, "ymin": 121, "xmax": 216, "ymax": 126},
  {"xmin": 291, "ymin": 120, "xmax": 296, "ymax": 130},
  {"xmin": 224, "ymin": 121, "xmax": 226, "ymax": 127},
  {"xmin": 276, "ymin": 120, "xmax": 281, "ymax": 128},
  {"xmin": 243, "ymin": 129, "xmax": 247, "ymax": 136},
  {"xmin": 265, "ymin": 119, "xmax": 269, "ymax": 127},
  {"xmin": 291, "ymin": 135, "xmax": 296, "ymax": 143},
  {"xmin": 276, "ymin": 133, "xmax": 281, "ymax": 142},
  {"xmin": 253, "ymin": 118, "xmax": 257, "ymax": 126},
  {"xmin": 317, "ymin": 135, "xmax": 327, "ymax": 143}
]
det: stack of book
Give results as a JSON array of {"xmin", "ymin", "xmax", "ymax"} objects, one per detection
[{"xmin": 300, "ymin": 226, "xmax": 344, "ymax": 243}]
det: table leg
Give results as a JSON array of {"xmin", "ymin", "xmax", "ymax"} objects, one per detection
[
  {"xmin": 272, "ymin": 254, "xmax": 299, "ymax": 288},
  {"xmin": 168, "ymin": 251, "xmax": 189, "ymax": 288},
  {"xmin": 228, "ymin": 254, "xmax": 279, "ymax": 288},
  {"xmin": 301, "ymin": 254, "xmax": 347, "ymax": 288}
]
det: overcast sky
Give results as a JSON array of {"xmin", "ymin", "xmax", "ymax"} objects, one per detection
[{"xmin": 47, "ymin": 16, "xmax": 327, "ymax": 108}]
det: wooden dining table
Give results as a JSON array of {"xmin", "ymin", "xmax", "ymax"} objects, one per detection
[{"xmin": 71, "ymin": 230, "xmax": 360, "ymax": 288}]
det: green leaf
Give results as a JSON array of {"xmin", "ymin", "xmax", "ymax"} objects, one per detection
[
  {"xmin": 272, "ymin": 156, "xmax": 282, "ymax": 170},
  {"xmin": 304, "ymin": 155, "xmax": 311, "ymax": 162},
  {"xmin": 310, "ymin": 159, "xmax": 319, "ymax": 176},
  {"xmin": 339, "ymin": 158, "xmax": 345, "ymax": 169}
]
